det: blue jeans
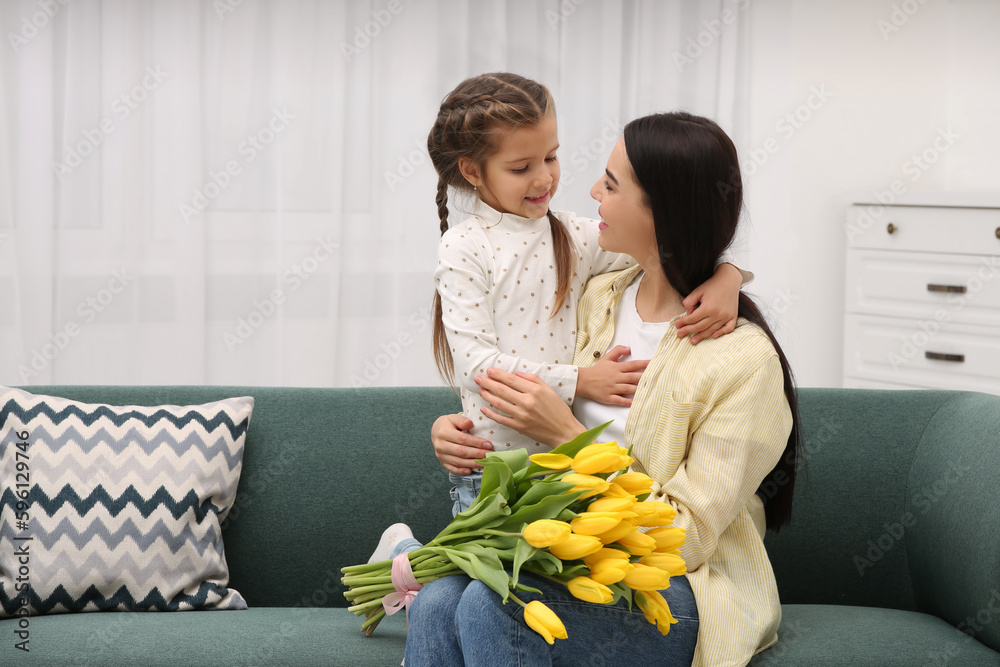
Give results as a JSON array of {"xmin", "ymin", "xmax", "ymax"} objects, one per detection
[
  {"xmin": 448, "ymin": 471, "xmax": 482, "ymax": 517},
  {"xmin": 404, "ymin": 572, "xmax": 699, "ymax": 666}
]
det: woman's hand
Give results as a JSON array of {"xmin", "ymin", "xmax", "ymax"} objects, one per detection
[
  {"xmin": 576, "ymin": 345, "xmax": 648, "ymax": 407},
  {"xmin": 432, "ymin": 414, "xmax": 494, "ymax": 476},
  {"xmin": 475, "ymin": 368, "xmax": 586, "ymax": 448},
  {"xmin": 675, "ymin": 262, "xmax": 742, "ymax": 344}
]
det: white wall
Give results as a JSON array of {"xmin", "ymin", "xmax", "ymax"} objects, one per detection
[{"xmin": 743, "ymin": 0, "xmax": 1000, "ymax": 388}]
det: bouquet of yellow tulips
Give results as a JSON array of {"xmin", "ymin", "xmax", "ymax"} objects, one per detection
[{"xmin": 340, "ymin": 423, "xmax": 686, "ymax": 644}]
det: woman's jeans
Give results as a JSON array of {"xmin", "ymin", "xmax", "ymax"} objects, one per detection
[{"xmin": 404, "ymin": 572, "xmax": 699, "ymax": 667}]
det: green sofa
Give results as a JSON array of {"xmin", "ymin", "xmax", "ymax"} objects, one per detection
[{"xmin": 3, "ymin": 386, "xmax": 999, "ymax": 666}]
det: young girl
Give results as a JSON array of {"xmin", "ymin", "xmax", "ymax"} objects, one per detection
[{"xmin": 368, "ymin": 73, "xmax": 749, "ymax": 561}]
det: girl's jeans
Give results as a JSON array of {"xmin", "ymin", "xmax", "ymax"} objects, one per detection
[
  {"xmin": 404, "ymin": 572, "xmax": 699, "ymax": 666},
  {"xmin": 448, "ymin": 471, "xmax": 482, "ymax": 516}
]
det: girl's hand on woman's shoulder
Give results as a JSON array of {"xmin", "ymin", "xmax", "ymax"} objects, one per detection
[
  {"xmin": 475, "ymin": 368, "xmax": 585, "ymax": 448},
  {"xmin": 676, "ymin": 262, "xmax": 742, "ymax": 344}
]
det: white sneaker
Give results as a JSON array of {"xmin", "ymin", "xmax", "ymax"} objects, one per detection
[{"xmin": 368, "ymin": 523, "xmax": 415, "ymax": 564}]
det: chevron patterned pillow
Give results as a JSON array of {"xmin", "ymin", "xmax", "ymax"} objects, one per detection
[{"xmin": 0, "ymin": 387, "xmax": 252, "ymax": 617}]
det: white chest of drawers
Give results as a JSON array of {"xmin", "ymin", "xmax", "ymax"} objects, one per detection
[{"xmin": 842, "ymin": 192, "xmax": 1000, "ymax": 395}]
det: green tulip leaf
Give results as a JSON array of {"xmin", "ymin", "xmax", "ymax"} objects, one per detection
[
  {"xmin": 510, "ymin": 479, "xmax": 575, "ymax": 513},
  {"xmin": 497, "ymin": 491, "xmax": 587, "ymax": 532},
  {"xmin": 472, "ymin": 455, "xmax": 515, "ymax": 505},
  {"xmin": 523, "ymin": 556, "xmax": 562, "ymax": 576},
  {"xmin": 511, "ymin": 580, "xmax": 543, "ymax": 595},
  {"xmin": 559, "ymin": 562, "xmax": 591, "ymax": 579},
  {"xmin": 433, "ymin": 492, "xmax": 512, "ymax": 542},
  {"xmin": 609, "ymin": 582, "xmax": 633, "ymax": 609},
  {"xmin": 441, "ymin": 547, "xmax": 510, "ymax": 601},
  {"xmin": 554, "ymin": 508, "xmax": 580, "ymax": 522},
  {"xmin": 511, "ymin": 537, "xmax": 537, "ymax": 588}
]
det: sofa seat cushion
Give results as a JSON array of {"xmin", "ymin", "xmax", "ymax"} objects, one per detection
[
  {"xmin": 8, "ymin": 607, "xmax": 408, "ymax": 666},
  {"xmin": 750, "ymin": 604, "xmax": 1000, "ymax": 666}
]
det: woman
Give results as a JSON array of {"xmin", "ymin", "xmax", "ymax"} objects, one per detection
[{"xmin": 409, "ymin": 112, "xmax": 801, "ymax": 667}]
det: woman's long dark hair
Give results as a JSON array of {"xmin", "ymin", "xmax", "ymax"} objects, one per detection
[{"xmin": 623, "ymin": 112, "xmax": 801, "ymax": 531}]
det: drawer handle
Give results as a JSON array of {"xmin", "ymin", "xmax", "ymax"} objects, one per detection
[
  {"xmin": 996, "ymin": 226, "xmax": 999, "ymax": 239},
  {"xmin": 887, "ymin": 223, "xmax": 897, "ymax": 235},
  {"xmin": 927, "ymin": 283, "xmax": 967, "ymax": 294},
  {"xmin": 925, "ymin": 351, "xmax": 964, "ymax": 363}
]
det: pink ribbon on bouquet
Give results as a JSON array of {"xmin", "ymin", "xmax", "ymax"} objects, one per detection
[{"xmin": 382, "ymin": 552, "xmax": 423, "ymax": 623}]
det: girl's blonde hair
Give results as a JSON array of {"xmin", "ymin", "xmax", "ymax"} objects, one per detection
[{"xmin": 428, "ymin": 72, "xmax": 573, "ymax": 384}]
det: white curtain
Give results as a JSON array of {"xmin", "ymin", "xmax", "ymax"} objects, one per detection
[{"xmin": 0, "ymin": 0, "xmax": 748, "ymax": 388}]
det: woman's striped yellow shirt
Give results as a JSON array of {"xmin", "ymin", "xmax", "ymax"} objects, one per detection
[{"xmin": 575, "ymin": 266, "xmax": 793, "ymax": 667}]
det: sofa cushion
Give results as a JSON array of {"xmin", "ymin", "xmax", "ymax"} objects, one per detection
[
  {"xmin": 905, "ymin": 391, "xmax": 1000, "ymax": 653},
  {"xmin": 763, "ymin": 389, "xmax": 956, "ymax": 612},
  {"xmin": 749, "ymin": 604, "xmax": 1000, "ymax": 666},
  {"xmin": 11, "ymin": 606, "xmax": 408, "ymax": 666},
  {"xmin": 0, "ymin": 386, "xmax": 252, "ymax": 617}
]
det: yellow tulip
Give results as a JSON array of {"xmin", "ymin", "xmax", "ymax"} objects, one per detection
[
  {"xmin": 601, "ymin": 482, "xmax": 635, "ymax": 499},
  {"xmin": 549, "ymin": 533, "xmax": 604, "ymax": 560},
  {"xmin": 595, "ymin": 520, "xmax": 638, "ymax": 545},
  {"xmin": 570, "ymin": 512, "xmax": 625, "ymax": 536},
  {"xmin": 529, "ymin": 452, "xmax": 574, "ymax": 469},
  {"xmin": 523, "ymin": 519, "xmax": 572, "ymax": 548},
  {"xmin": 631, "ymin": 501, "xmax": 678, "ymax": 527},
  {"xmin": 615, "ymin": 530, "xmax": 657, "ymax": 556},
  {"xmin": 524, "ymin": 600, "xmax": 568, "ymax": 644},
  {"xmin": 623, "ymin": 563, "xmax": 671, "ymax": 591},
  {"xmin": 635, "ymin": 590, "xmax": 677, "ymax": 635},
  {"xmin": 567, "ymin": 576, "xmax": 615, "ymax": 604},
  {"xmin": 612, "ymin": 471, "xmax": 655, "ymax": 496},
  {"xmin": 583, "ymin": 548, "xmax": 631, "ymax": 569},
  {"xmin": 562, "ymin": 473, "xmax": 611, "ymax": 499},
  {"xmin": 640, "ymin": 553, "xmax": 687, "ymax": 577},
  {"xmin": 645, "ymin": 526, "xmax": 686, "ymax": 553},
  {"xmin": 589, "ymin": 557, "xmax": 633, "ymax": 585},
  {"xmin": 572, "ymin": 442, "xmax": 634, "ymax": 475},
  {"xmin": 586, "ymin": 496, "xmax": 636, "ymax": 513}
]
